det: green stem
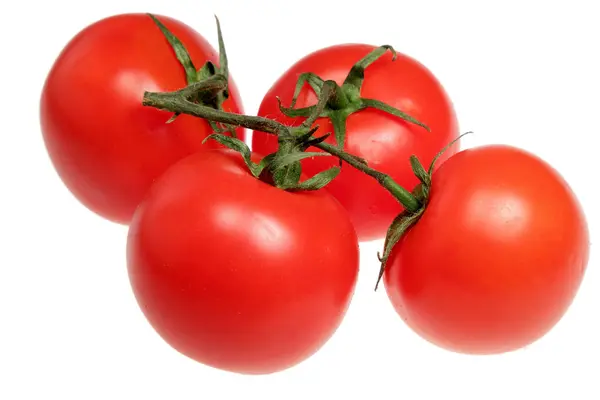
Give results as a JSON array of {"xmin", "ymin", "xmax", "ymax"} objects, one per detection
[
  {"xmin": 142, "ymin": 79, "xmax": 421, "ymax": 212},
  {"xmin": 144, "ymin": 78, "xmax": 284, "ymax": 135},
  {"xmin": 317, "ymin": 142, "xmax": 421, "ymax": 212}
]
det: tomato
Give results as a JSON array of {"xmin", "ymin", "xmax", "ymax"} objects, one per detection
[
  {"xmin": 40, "ymin": 13, "xmax": 243, "ymax": 224},
  {"xmin": 126, "ymin": 149, "xmax": 359, "ymax": 374},
  {"xmin": 252, "ymin": 44, "xmax": 459, "ymax": 241},
  {"xmin": 383, "ymin": 145, "xmax": 589, "ymax": 354}
]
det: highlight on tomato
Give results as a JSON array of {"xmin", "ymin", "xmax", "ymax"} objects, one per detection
[
  {"xmin": 378, "ymin": 143, "xmax": 590, "ymax": 354},
  {"xmin": 39, "ymin": 13, "xmax": 243, "ymax": 224},
  {"xmin": 252, "ymin": 43, "xmax": 460, "ymax": 242},
  {"xmin": 126, "ymin": 134, "xmax": 360, "ymax": 374}
]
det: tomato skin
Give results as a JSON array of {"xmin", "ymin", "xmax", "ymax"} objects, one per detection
[
  {"xmin": 252, "ymin": 44, "xmax": 459, "ymax": 241},
  {"xmin": 126, "ymin": 149, "xmax": 359, "ymax": 374},
  {"xmin": 40, "ymin": 13, "xmax": 244, "ymax": 224},
  {"xmin": 383, "ymin": 145, "xmax": 589, "ymax": 354}
]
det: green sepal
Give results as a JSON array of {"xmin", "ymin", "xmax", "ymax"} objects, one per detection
[
  {"xmin": 330, "ymin": 111, "xmax": 348, "ymax": 150},
  {"xmin": 428, "ymin": 131, "xmax": 471, "ymax": 174},
  {"xmin": 213, "ymin": 15, "xmax": 229, "ymax": 79},
  {"xmin": 285, "ymin": 167, "xmax": 341, "ymax": 191},
  {"xmin": 277, "ymin": 100, "xmax": 314, "ymax": 118},
  {"xmin": 149, "ymin": 13, "xmax": 237, "ymax": 136},
  {"xmin": 147, "ymin": 14, "xmax": 197, "ymax": 85},
  {"xmin": 196, "ymin": 61, "xmax": 217, "ymax": 82},
  {"xmin": 360, "ymin": 98, "xmax": 430, "ymax": 132},
  {"xmin": 293, "ymin": 126, "xmax": 321, "ymax": 146},
  {"xmin": 375, "ymin": 206, "xmax": 425, "ymax": 290},
  {"xmin": 288, "ymin": 72, "xmax": 325, "ymax": 108},
  {"xmin": 267, "ymin": 151, "xmax": 332, "ymax": 189},
  {"xmin": 267, "ymin": 151, "xmax": 331, "ymax": 170},
  {"xmin": 264, "ymin": 161, "xmax": 301, "ymax": 189},
  {"xmin": 410, "ymin": 155, "xmax": 431, "ymax": 187},
  {"xmin": 342, "ymin": 45, "xmax": 396, "ymax": 101},
  {"xmin": 300, "ymin": 132, "xmax": 331, "ymax": 151}
]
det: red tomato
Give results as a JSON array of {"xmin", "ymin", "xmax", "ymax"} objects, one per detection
[
  {"xmin": 252, "ymin": 44, "xmax": 459, "ymax": 241},
  {"xmin": 126, "ymin": 149, "xmax": 359, "ymax": 374},
  {"xmin": 383, "ymin": 145, "xmax": 589, "ymax": 354},
  {"xmin": 40, "ymin": 13, "xmax": 243, "ymax": 224}
]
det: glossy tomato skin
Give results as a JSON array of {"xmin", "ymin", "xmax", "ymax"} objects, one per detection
[
  {"xmin": 384, "ymin": 145, "xmax": 589, "ymax": 354},
  {"xmin": 126, "ymin": 149, "xmax": 359, "ymax": 374},
  {"xmin": 40, "ymin": 13, "xmax": 244, "ymax": 224},
  {"xmin": 252, "ymin": 44, "xmax": 459, "ymax": 241}
]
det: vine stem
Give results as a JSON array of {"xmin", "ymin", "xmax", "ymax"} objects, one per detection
[
  {"xmin": 142, "ymin": 75, "xmax": 421, "ymax": 213},
  {"xmin": 315, "ymin": 142, "xmax": 420, "ymax": 211}
]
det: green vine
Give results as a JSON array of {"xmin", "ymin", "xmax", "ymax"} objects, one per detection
[
  {"xmin": 144, "ymin": 79, "xmax": 424, "ymax": 201},
  {"xmin": 145, "ymin": 14, "xmax": 465, "ymax": 289}
]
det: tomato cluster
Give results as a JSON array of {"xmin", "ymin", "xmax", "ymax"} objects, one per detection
[{"xmin": 40, "ymin": 13, "xmax": 590, "ymax": 375}]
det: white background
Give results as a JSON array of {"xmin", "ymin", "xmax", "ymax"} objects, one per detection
[{"xmin": 1, "ymin": 0, "xmax": 598, "ymax": 399}]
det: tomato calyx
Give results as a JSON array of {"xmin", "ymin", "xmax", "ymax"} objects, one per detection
[
  {"xmin": 202, "ymin": 81, "xmax": 350, "ymax": 190},
  {"xmin": 374, "ymin": 132, "xmax": 470, "ymax": 290},
  {"xmin": 374, "ymin": 163, "xmax": 428, "ymax": 291},
  {"xmin": 148, "ymin": 14, "xmax": 237, "ymax": 136},
  {"xmin": 276, "ymin": 45, "xmax": 431, "ymax": 152}
]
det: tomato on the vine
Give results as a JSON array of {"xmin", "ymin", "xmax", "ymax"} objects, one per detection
[
  {"xmin": 252, "ymin": 44, "xmax": 459, "ymax": 241},
  {"xmin": 40, "ymin": 13, "xmax": 243, "ymax": 224},
  {"xmin": 383, "ymin": 144, "xmax": 589, "ymax": 354},
  {"xmin": 126, "ymin": 149, "xmax": 359, "ymax": 375}
]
